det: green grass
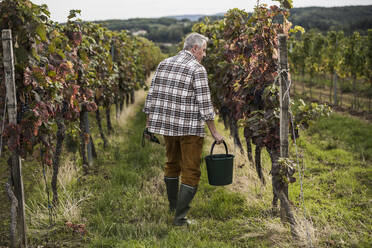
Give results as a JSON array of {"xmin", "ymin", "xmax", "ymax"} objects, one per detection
[
  {"xmin": 81, "ymin": 106, "xmax": 275, "ymax": 248},
  {"xmin": 1, "ymin": 98, "xmax": 371, "ymax": 247},
  {"xmin": 288, "ymin": 112, "xmax": 372, "ymax": 247},
  {"xmin": 306, "ymin": 113, "xmax": 372, "ymax": 161},
  {"xmin": 0, "ymin": 146, "xmax": 46, "ymax": 246}
]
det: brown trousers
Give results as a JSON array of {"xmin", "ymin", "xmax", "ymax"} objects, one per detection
[{"xmin": 163, "ymin": 135, "xmax": 204, "ymax": 187}]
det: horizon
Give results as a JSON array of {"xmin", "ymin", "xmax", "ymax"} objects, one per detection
[
  {"xmin": 31, "ymin": 0, "xmax": 372, "ymax": 23},
  {"xmin": 140, "ymin": 4, "xmax": 372, "ymax": 20},
  {"xmin": 58, "ymin": 4, "xmax": 372, "ymax": 23}
]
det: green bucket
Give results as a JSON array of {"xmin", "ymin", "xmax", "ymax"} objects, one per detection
[{"xmin": 205, "ymin": 141, "xmax": 234, "ymax": 186}]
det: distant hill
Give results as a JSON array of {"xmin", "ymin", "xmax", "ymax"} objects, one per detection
[
  {"xmin": 288, "ymin": 5, "xmax": 372, "ymax": 35},
  {"xmin": 163, "ymin": 14, "xmax": 205, "ymax": 21},
  {"xmin": 96, "ymin": 5, "xmax": 372, "ymax": 48},
  {"xmin": 164, "ymin": 13, "xmax": 225, "ymax": 21}
]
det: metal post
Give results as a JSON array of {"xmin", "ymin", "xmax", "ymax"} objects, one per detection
[{"xmin": 2, "ymin": 29, "xmax": 28, "ymax": 248}]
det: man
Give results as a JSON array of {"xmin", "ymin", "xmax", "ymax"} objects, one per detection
[{"xmin": 143, "ymin": 32, "xmax": 224, "ymax": 226}]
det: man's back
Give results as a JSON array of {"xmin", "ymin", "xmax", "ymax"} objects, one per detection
[{"xmin": 143, "ymin": 50, "xmax": 215, "ymax": 137}]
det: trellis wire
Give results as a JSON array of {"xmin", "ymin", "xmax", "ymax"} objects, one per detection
[{"xmin": 273, "ymin": 68, "xmax": 293, "ymax": 101}]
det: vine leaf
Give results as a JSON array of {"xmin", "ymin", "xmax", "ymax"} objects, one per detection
[{"xmin": 36, "ymin": 23, "xmax": 47, "ymax": 42}]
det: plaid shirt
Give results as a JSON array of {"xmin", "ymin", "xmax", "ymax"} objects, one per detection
[{"xmin": 143, "ymin": 50, "xmax": 215, "ymax": 137}]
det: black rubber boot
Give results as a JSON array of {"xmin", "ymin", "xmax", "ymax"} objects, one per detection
[
  {"xmin": 173, "ymin": 183, "xmax": 197, "ymax": 226},
  {"xmin": 164, "ymin": 177, "xmax": 179, "ymax": 212}
]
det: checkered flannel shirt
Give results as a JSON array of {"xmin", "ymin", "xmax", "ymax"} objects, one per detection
[{"xmin": 143, "ymin": 50, "xmax": 215, "ymax": 137}]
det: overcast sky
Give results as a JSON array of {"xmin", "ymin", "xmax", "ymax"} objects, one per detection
[{"xmin": 31, "ymin": 0, "xmax": 372, "ymax": 23}]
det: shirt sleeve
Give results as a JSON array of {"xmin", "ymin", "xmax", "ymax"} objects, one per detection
[
  {"xmin": 143, "ymin": 65, "xmax": 159, "ymax": 115},
  {"xmin": 193, "ymin": 66, "xmax": 215, "ymax": 121},
  {"xmin": 143, "ymin": 86, "xmax": 153, "ymax": 115}
]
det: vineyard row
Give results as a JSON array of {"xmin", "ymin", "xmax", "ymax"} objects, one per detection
[
  {"xmin": 288, "ymin": 29, "xmax": 372, "ymax": 111},
  {"xmin": 0, "ymin": 1, "xmax": 164, "ymax": 246}
]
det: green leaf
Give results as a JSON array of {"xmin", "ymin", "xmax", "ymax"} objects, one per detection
[
  {"xmin": 79, "ymin": 49, "xmax": 89, "ymax": 63},
  {"xmin": 48, "ymin": 70, "xmax": 56, "ymax": 77},
  {"xmin": 32, "ymin": 48, "xmax": 41, "ymax": 62},
  {"xmin": 48, "ymin": 43, "xmax": 56, "ymax": 54},
  {"xmin": 68, "ymin": 9, "xmax": 81, "ymax": 20},
  {"xmin": 56, "ymin": 49, "xmax": 66, "ymax": 59},
  {"xmin": 36, "ymin": 24, "xmax": 47, "ymax": 42},
  {"xmin": 289, "ymin": 26, "xmax": 305, "ymax": 35}
]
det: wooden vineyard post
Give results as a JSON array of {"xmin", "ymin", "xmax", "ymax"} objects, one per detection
[
  {"xmin": 79, "ymin": 108, "xmax": 93, "ymax": 172},
  {"xmin": 111, "ymin": 44, "xmax": 120, "ymax": 120},
  {"xmin": 333, "ymin": 38, "xmax": 339, "ymax": 106},
  {"xmin": 279, "ymin": 34, "xmax": 289, "ymax": 201},
  {"xmin": 2, "ymin": 29, "xmax": 28, "ymax": 248},
  {"xmin": 84, "ymin": 111, "xmax": 93, "ymax": 167},
  {"xmin": 279, "ymin": 34, "xmax": 289, "ymax": 160},
  {"xmin": 333, "ymin": 72, "xmax": 338, "ymax": 106},
  {"xmin": 278, "ymin": 34, "xmax": 296, "ymax": 235}
]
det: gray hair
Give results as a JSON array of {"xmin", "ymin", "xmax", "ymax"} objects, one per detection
[{"xmin": 183, "ymin": 33, "xmax": 208, "ymax": 50}]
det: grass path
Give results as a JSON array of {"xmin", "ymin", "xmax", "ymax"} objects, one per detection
[{"xmin": 80, "ymin": 96, "xmax": 292, "ymax": 248}]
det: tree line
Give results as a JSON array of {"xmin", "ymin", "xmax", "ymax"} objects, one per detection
[
  {"xmin": 95, "ymin": 5, "xmax": 372, "ymax": 47},
  {"xmin": 289, "ymin": 6, "xmax": 372, "ymax": 36},
  {"xmin": 97, "ymin": 17, "xmax": 194, "ymax": 43}
]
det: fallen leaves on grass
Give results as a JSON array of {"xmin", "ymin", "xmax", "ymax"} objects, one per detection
[{"xmin": 65, "ymin": 221, "xmax": 87, "ymax": 236}]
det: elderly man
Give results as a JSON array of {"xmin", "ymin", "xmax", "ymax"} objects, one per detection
[{"xmin": 143, "ymin": 32, "xmax": 223, "ymax": 226}]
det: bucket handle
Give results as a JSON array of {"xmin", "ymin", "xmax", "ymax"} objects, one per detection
[{"xmin": 210, "ymin": 140, "xmax": 228, "ymax": 155}]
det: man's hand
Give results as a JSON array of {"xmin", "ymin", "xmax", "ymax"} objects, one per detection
[
  {"xmin": 212, "ymin": 131, "xmax": 224, "ymax": 144},
  {"xmin": 206, "ymin": 120, "xmax": 224, "ymax": 144}
]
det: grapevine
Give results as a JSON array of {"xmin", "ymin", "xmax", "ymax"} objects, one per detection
[
  {"xmin": 193, "ymin": 3, "xmax": 331, "ymax": 231},
  {"xmin": 0, "ymin": 0, "xmax": 163, "ymax": 210}
]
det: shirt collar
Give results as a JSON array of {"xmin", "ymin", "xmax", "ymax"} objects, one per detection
[{"xmin": 182, "ymin": 49, "xmax": 197, "ymax": 60}]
